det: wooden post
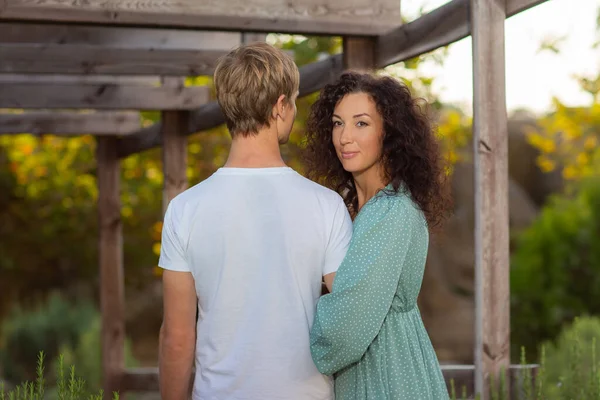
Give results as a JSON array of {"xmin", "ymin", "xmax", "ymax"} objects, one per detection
[
  {"xmin": 97, "ymin": 136, "xmax": 125, "ymax": 399},
  {"xmin": 342, "ymin": 37, "xmax": 376, "ymax": 71},
  {"xmin": 161, "ymin": 77, "xmax": 189, "ymax": 212},
  {"xmin": 471, "ymin": 0, "xmax": 510, "ymax": 398}
]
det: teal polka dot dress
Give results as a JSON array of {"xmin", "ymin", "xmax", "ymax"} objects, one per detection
[{"xmin": 310, "ymin": 186, "xmax": 450, "ymax": 400}]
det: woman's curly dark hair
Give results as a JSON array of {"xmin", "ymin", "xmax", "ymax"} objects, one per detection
[{"xmin": 304, "ymin": 71, "xmax": 452, "ymax": 230}]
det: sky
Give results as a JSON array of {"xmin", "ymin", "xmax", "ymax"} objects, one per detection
[{"xmin": 401, "ymin": 0, "xmax": 599, "ymax": 115}]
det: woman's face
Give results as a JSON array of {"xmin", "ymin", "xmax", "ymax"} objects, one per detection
[{"xmin": 331, "ymin": 92, "xmax": 384, "ymax": 176}]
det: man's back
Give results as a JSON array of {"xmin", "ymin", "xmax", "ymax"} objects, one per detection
[{"xmin": 159, "ymin": 166, "xmax": 352, "ymax": 399}]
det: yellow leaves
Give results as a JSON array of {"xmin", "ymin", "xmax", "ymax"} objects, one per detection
[
  {"xmin": 189, "ymin": 142, "xmax": 202, "ymax": 155},
  {"xmin": 145, "ymin": 166, "xmax": 162, "ymax": 184},
  {"xmin": 153, "ymin": 266, "xmax": 163, "ymax": 278},
  {"xmin": 122, "ymin": 205, "xmax": 133, "ymax": 218},
  {"xmin": 562, "ymin": 165, "xmax": 579, "ymax": 180},
  {"xmin": 537, "ymin": 156, "xmax": 556, "ymax": 173},
  {"xmin": 584, "ymin": 136, "xmax": 597, "ymax": 151},
  {"xmin": 576, "ymin": 152, "xmax": 590, "ymax": 166},
  {"xmin": 435, "ymin": 109, "xmax": 472, "ymax": 168},
  {"xmin": 151, "ymin": 222, "xmax": 163, "ymax": 279},
  {"xmin": 152, "ymin": 242, "xmax": 161, "ymax": 256},
  {"xmin": 151, "ymin": 221, "xmax": 163, "ymax": 242},
  {"xmin": 35, "ymin": 166, "xmax": 47, "ymax": 178},
  {"xmin": 527, "ymin": 133, "xmax": 556, "ymax": 154},
  {"xmin": 527, "ymin": 92, "xmax": 600, "ymax": 182},
  {"xmin": 21, "ymin": 143, "xmax": 34, "ymax": 156}
]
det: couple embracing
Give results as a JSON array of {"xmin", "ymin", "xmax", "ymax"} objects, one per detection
[{"xmin": 158, "ymin": 42, "xmax": 451, "ymax": 400}]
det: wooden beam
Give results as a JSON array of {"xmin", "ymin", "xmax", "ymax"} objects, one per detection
[
  {"xmin": 0, "ymin": 44, "xmax": 228, "ymax": 76},
  {"xmin": 376, "ymin": 0, "xmax": 549, "ymax": 68},
  {"xmin": 0, "ymin": 22, "xmax": 241, "ymax": 50},
  {"xmin": 471, "ymin": 0, "xmax": 510, "ymax": 397},
  {"xmin": 115, "ymin": 0, "xmax": 548, "ymax": 156},
  {"xmin": 0, "ymin": 0, "xmax": 400, "ymax": 36},
  {"xmin": 116, "ymin": 54, "xmax": 344, "ymax": 158},
  {"xmin": 343, "ymin": 37, "xmax": 377, "ymax": 71},
  {"xmin": 0, "ymin": 111, "xmax": 141, "ymax": 135},
  {"xmin": 0, "ymin": 83, "xmax": 209, "ymax": 110},
  {"xmin": 0, "ymin": 74, "xmax": 159, "ymax": 85},
  {"xmin": 161, "ymin": 77, "xmax": 189, "ymax": 213},
  {"xmin": 241, "ymin": 33, "xmax": 268, "ymax": 44},
  {"xmin": 97, "ymin": 136, "xmax": 125, "ymax": 398},
  {"xmin": 0, "ymin": 22, "xmax": 239, "ymax": 75}
]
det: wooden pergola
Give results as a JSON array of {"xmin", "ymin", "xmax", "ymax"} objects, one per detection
[{"xmin": 0, "ymin": 0, "xmax": 547, "ymax": 398}]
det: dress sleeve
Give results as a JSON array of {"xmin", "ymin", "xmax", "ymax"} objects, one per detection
[{"xmin": 310, "ymin": 197, "xmax": 415, "ymax": 375}]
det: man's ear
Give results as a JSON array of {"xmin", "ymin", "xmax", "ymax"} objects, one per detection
[{"xmin": 274, "ymin": 94, "xmax": 287, "ymax": 119}]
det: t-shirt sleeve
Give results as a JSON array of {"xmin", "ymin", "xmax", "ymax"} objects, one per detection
[
  {"xmin": 158, "ymin": 200, "xmax": 190, "ymax": 273},
  {"xmin": 322, "ymin": 197, "xmax": 353, "ymax": 276}
]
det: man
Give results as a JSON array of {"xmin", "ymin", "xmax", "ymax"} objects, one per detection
[{"xmin": 157, "ymin": 42, "xmax": 353, "ymax": 400}]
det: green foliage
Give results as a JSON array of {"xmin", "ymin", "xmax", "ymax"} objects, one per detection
[
  {"xmin": 449, "ymin": 318, "xmax": 600, "ymax": 399},
  {"xmin": 55, "ymin": 317, "xmax": 137, "ymax": 393},
  {"xmin": 1, "ymin": 351, "xmax": 120, "ymax": 400},
  {"xmin": 0, "ymin": 295, "xmax": 137, "ymax": 393},
  {"xmin": 510, "ymin": 177, "xmax": 600, "ymax": 360},
  {"xmin": 0, "ymin": 294, "xmax": 95, "ymax": 383},
  {"xmin": 540, "ymin": 316, "xmax": 600, "ymax": 399}
]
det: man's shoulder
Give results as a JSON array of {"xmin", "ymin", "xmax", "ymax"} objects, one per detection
[
  {"xmin": 287, "ymin": 173, "xmax": 344, "ymax": 205},
  {"xmin": 167, "ymin": 176, "xmax": 217, "ymax": 210}
]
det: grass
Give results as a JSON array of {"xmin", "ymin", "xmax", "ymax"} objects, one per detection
[{"xmin": 0, "ymin": 352, "xmax": 119, "ymax": 400}]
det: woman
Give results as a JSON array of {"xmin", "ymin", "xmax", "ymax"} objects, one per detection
[{"xmin": 304, "ymin": 71, "xmax": 452, "ymax": 399}]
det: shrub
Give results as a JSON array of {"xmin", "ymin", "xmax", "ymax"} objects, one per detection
[
  {"xmin": 0, "ymin": 351, "xmax": 120, "ymax": 400},
  {"xmin": 510, "ymin": 177, "xmax": 600, "ymax": 360},
  {"xmin": 449, "ymin": 316, "xmax": 600, "ymax": 400},
  {"xmin": 55, "ymin": 316, "xmax": 138, "ymax": 393},
  {"xmin": 0, "ymin": 293, "xmax": 95, "ymax": 383},
  {"xmin": 0, "ymin": 294, "xmax": 138, "ymax": 393}
]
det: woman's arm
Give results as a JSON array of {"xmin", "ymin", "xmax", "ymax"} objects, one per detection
[{"xmin": 310, "ymin": 197, "xmax": 417, "ymax": 375}]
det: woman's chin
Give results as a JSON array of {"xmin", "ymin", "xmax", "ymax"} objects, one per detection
[{"xmin": 339, "ymin": 161, "xmax": 361, "ymax": 174}]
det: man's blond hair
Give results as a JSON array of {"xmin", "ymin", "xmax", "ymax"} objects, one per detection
[{"xmin": 214, "ymin": 42, "xmax": 300, "ymax": 136}]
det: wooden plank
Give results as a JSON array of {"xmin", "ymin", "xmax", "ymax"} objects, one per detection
[
  {"xmin": 0, "ymin": 0, "xmax": 400, "ymax": 36},
  {"xmin": 376, "ymin": 0, "xmax": 549, "ymax": 68},
  {"xmin": 116, "ymin": 53, "xmax": 344, "ymax": 158},
  {"xmin": 97, "ymin": 136, "xmax": 125, "ymax": 398},
  {"xmin": 0, "ymin": 74, "xmax": 159, "ymax": 85},
  {"xmin": 441, "ymin": 364, "xmax": 538, "ymax": 398},
  {"xmin": 506, "ymin": 0, "xmax": 549, "ymax": 16},
  {"xmin": 0, "ymin": 111, "xmax": 141, "ymax": 135},
  {"xmin": 0, "ymin": 22, "xmax": 241, "ymax": 50},
  {"xmin": 343, "ymin": 37, "xmax": 376, "ymax": 71},
  {"xmin": 119, "ymin": 368, "xmax": 159, "ymax": 393},
  {"xmin": 471, "ymin": 0, "xmax": 510, "ymax": 397},
  {"xmin": 0, "ymin": 44, "xmax": 228, "ymax": 76},
  {"xmin": 0, "ymin": 83, "xmax": 210, "ymax": 110},
  {"xmin": 117, "ymin": 364, "xmax": 538, "ymax": 395},
  {"xmin": 161, "ymin": 77, "xmax": 189, "ymax": 213},
  {"xmin": 241, "ymin": 33, "xmax": 268, "ymax": 44}
]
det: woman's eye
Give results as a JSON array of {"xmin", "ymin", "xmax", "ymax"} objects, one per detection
[
  {"xmin": 357, "ymin": 121, "xmax": 368, "ymax": 127},
  {"xmin": 332, "ymin": 120, "xmax": 342, "ymax": 126}
]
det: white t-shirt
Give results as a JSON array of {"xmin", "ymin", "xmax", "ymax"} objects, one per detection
[{"xmin": 159, "ymin": 167, "xmax": 353, "ymax": 400}]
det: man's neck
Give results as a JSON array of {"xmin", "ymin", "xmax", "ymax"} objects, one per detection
[{"xmin": 224, "ymin": 127, "xmax": 286, "ymax": 168}]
